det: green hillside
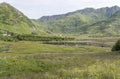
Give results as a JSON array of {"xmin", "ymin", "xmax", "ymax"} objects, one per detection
[
  {"xmin": 0, "ymin": 2, "xmax": 120, "ymax": 36},
  {"xmin": 38, "ymin": 6, "xmax": 120, "ymax": 35},
  {"xmin": 86, "ymin": 11, "xmax": 120, "ymax": 36},
  {"xmin": 31, "ymin": 19, "xmax": 51, "ymax": 36},
  {"xmin": 0, "ymin": 2, "xmax": 35, "ymax": 34}
]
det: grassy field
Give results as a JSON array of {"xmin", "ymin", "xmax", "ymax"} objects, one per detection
[{"xmin": 0, "ymin": 40, "xmax": 119, "ymax": 79}]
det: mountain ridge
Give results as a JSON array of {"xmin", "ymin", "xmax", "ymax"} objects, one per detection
[
  {"xmin": 1, "ymin": 2, "xmax": 120, "ymax": 36},
  {"xmin": 40, "ymin": 5, "xmax": 120, "ymax": 21},
  {"xmin": 38, "ymin": 5, "xmax": 120, "ymax": 35},
  {"xmin": 86, "ymin": 10, "xmax": 120, "ymax": 36}
]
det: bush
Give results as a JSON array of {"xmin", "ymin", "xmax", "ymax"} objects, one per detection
[
  {"xmin": 112, "ymin": 39, "xmax": 120, "ymax": 51},
  {"xmin": 0, "ymin": 34, "xmax": 75, "ymax": 42},
  {"xmin": 0, "ymin": 36, "xmax": 18, "ymax": 42},
  {"xmin": 15, "ymin": 34, "xmax": 74, "ymax": 41}
]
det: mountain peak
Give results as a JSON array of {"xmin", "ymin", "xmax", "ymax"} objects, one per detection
[
  {"xmin": 0, "ymin": 2, "xmax": 15, "ymax": 9},
  {"xmin": 112, "ymin": 5, "xmax": 120, "ymax": 8},
  {"xmin": 0, "ymin": 2, "xmax": 35, "ymax": 34},
  {"xmin": 0, "ymin": 2, "xmax": 10, "ymax": 6}
]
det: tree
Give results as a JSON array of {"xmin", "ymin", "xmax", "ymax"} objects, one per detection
[{"xmin": 112, "ymin": 39, "xmax": 120, "ymax": 51}]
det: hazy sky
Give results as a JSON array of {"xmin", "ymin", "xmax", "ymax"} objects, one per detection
[{"xmin": 0, "ymin": 0, "xmax": 120, "ymax": 19}]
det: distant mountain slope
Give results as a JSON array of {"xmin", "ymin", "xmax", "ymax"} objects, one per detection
[
  {"xmin": 86, "ymin": 11, "xmax": 120, "ymax": 36},
  {"xmin": 38, "ymin": 6, "xmax": 120, "ymax": 34},
  {"xmin": 0, "ymin": 2, "xmax": 35, "ymax": 34},
  {"xmin": 31, "ymin": 19, "xmax": 52, "ymax": 36},
  {"xmin": 40, "ymin": 6, "xmax": 120, "ymax": 22},
  {"xmin": 1, "ymin": 2, "xmax": 120, "ymax": 36}
]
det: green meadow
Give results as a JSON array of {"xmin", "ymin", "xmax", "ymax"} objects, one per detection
[{"xmin": 0, "ymin": 40, "xmax": 119, "ymax": 79}]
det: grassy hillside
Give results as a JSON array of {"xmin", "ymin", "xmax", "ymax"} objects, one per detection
[
  {"xmin": 1, "ymin": 2, "xmax": 119, "ymax": 36},
  {"xmin": 31, "ymin": 19, "xmax": 53, "ymax": 36},
  {"xmin": 86, "ymin": 11, "xmax": 120, "ymax": 36},
  {"xmin": 0, "ymin": 2, "xmax": 35, "ymax": 34},
  {"xmin": 38, "ymin": 6, "xmax": 120, "ymax": 34}
]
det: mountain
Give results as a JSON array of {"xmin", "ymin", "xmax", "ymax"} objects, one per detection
[
  {"xmin": 0, "ymin": 2, "xmax": 35, "ymax": 34},
  {"xmin": 86, "ymin": 11, "xmax": 120, "ymax": 36},
  {"xmin": 38, "ymin": 6, "xmax": 120, "ymax": 35},
  {"xmin": 1, "ymin": 2, "xmax": 120, "ymax": 36}
]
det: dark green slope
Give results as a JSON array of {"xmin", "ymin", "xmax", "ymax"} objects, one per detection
[
  {"xmin": 38, "ymin": 6, "xmax": 120, "ymax": 34},
  {"xmin": 40, "ymin": 13, "xmax": 95, "ymax": 33},
  {"xmin": 86, "ymin": 11, "xmax": 120, "ymax": 36},
  {"xmin": 0, "ymin": 2, "xmax": 35, "ymax": 34},
  {"xmin": 31, "ymin": 19, "xmax": 52, "ymax": 36}
]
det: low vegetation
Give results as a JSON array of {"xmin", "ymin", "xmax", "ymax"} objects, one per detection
[
  {"xmin": 1, "ymin": 36, "xmax": 120, "ymax": 79},
  {"xmin": 0, "ymin": 34, "xmax": 75, "ymax": 41},
  {"xmin": 0, "ymin": 36, "xmax": 119, "ymax": 79},
  {"xmin": 0, "ymin": 40, "xmax": 119, "ymax": 79}
]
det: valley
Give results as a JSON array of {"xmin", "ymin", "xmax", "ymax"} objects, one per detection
[{"xmin": 0, "ymin": 2, "xmax": 120, "ymax": 79}]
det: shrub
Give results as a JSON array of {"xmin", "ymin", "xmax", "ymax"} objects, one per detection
[
  {"xmin": 0, "ymin": 36, "xmax": 18, "ymax": 42},
  {"xmin": 15, "ymin": 34, "xmax": 74, "ymax": 41},
  {"xmin": 0, "ymin": 34, "xmax": 75, "ymax": 42},
  {"xmin": 112, "ymin": 39, "xmax": 120, "ymax": 51}
]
